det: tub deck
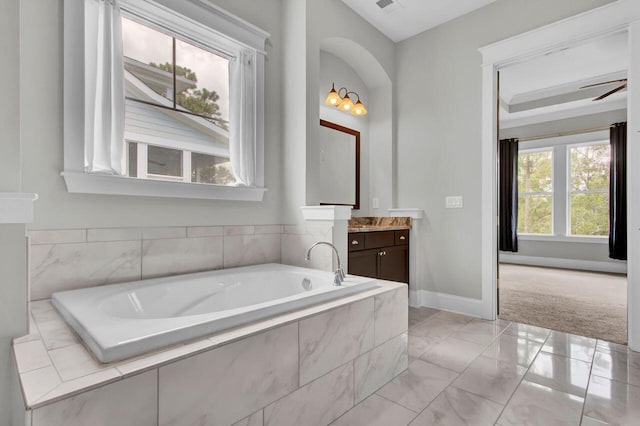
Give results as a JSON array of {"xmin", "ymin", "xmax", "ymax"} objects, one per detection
[{"xmin": 13, "ymin": 276, "xmax": 406, "ymax": 410}]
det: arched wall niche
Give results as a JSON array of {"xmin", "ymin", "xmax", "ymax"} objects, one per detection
[{"xmin": 308, "ymin": 37, "xmax": 394, "ymax": 216}]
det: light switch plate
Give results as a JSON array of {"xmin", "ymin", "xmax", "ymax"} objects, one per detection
[
  {"xmin": 372, "ymin": 197, "xmax": 380, "ymax": 209},
  {"xmin": 446, "ymin": 196, "xmax": 463, "ymax": 209}
]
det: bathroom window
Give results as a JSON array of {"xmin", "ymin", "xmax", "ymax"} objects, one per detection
[
  {"xmin": 517, "ymin": 149, "xmax": 553, "ymax": 235},
  {"xmin": 568, "ymin": 143, "xmax": 610, "ymax": 236},
  {"xmin": 62, "ymin": 0, "xmax": 268, "ymax": 201},
  {"xmin": 127, "ymin": 142, "xmax": 234, "ymax": 186}
]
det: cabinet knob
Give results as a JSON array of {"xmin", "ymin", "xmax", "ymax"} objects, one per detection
[
  {"xmin": 399, "ymin": 236, "xmax": 406, "ymax": 240},
  {"xmin": 351, "ymin": 240, "xmax": 359, "ymax": 245}
]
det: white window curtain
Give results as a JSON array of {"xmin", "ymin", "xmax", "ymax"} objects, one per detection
[
  {"xmin": 229, "ymin": 50, "xmax": 257, "ymax": 187},
  {"xmin": 84, "ymin": 0, "xmax": 125, "ymax": 174}
]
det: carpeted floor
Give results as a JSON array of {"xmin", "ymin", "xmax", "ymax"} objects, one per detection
[{"xmin": 498, "ymin": 264, "xmax": 628, "ymax": 344}]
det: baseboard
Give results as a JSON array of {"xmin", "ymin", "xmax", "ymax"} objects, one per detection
[
  {"xmin": 499, "ymin": 253, "xmax": 627, "ymax": 274},
  {"xmin": 410, "ymin": 289, "xmax": 484, "ymax": 318}
]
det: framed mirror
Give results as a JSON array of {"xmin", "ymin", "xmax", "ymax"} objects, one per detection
[{"xmin": 318, "ymin": 119, "xmax": 360, "ymax": 210}]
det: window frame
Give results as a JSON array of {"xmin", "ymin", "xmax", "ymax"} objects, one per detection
[
  {"xmin": 566, "ymin": 140, "xmax": 611, "ymax": 238},
  {"xmin": 62, "ymin": 0, "xmax": 268, "ymax": 201},
  {"xmin": 517, "ymin": 147, "xmax": 555, "ymax": 236},
  {"xmin": 515, "ymin": 131, "xmax": 610, "ymax": 244}
]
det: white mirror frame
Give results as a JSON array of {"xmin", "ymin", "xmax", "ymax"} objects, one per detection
[{"xmin": 479, "ymin": 0, "xmax": 640, "ymax": 350}]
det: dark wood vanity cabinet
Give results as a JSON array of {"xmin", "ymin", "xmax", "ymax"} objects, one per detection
[{"xmin": 348, "ymin": 230, "xmax": 409, "ymax": 284}]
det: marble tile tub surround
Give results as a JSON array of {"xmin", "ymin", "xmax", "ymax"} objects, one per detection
[
  {"xmin": 348, "ymin": 216, "xmax": 412, "ymax": 232},
  {"xmin": 17, "ymin": 300, "xmax": 640, "ymax": 425},
  {"xmin": 28, "ymin": 223, "xmax": 336, "ymax": 300},
  {"xmin": 14, "ymin": 280, "xmax": 407, "ymax": 425}
]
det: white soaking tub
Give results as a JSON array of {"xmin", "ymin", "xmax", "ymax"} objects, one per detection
[{"xmin": 51, "ymin": 263, "xmax": 378, "ymax": 363}]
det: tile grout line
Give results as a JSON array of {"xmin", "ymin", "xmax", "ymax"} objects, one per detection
[
  {"xmin": 156, "ymin": 369, "xmax": 160, "ymax": 426},
  {"xmin": 375, "ymin": 312, "xmax": 489, "ymax": 422},
  {"xmin": 409, "ymin": 317, "xmax": 508, "ymax": 422},
  {"xmin": 491, "ymin": 328, "xmax": 551, "ymax": 425},
  {"xmin": 578, "ymin": 339, "xmax": 598, "ymax": 424},
  {"xmin": 28, "ymin": 316, "xmax": 64, "ymax": 384}
]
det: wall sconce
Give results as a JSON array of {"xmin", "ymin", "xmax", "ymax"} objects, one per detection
[{"xmin": 324, "ymin": 83, "xmax": 368, "ymax": 116}]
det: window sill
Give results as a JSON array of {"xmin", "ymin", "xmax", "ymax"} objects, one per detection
[
  {"xmin": 61, "ymin": 171, "xmax": 266, "ymax": 201},
  {"xmin": 518, "ymin": 234, "xmax": 608, "ymax": 244}
]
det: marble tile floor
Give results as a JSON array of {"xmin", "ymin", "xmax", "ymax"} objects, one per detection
[{"xmin": 329, "ymin": 307, "xmax": 640, "ymax": 426}]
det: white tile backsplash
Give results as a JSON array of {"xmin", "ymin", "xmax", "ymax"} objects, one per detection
[
  {"xmin": 141, "ymin": 226, "xmax": 187, "ymax": 240},
  {"xmin": 224, "ymin": 225, "xmax": 256, "ymax": 236},
  {"xmin": 224, "ymin": 234, "xmax": 281, "ymax": 268},
  {"xmin": 29, "ymin": 229, "xmax": 87, "ymax": 245},
  {"xmin": 87, "ymin": 227, "xmax": 143, "ymax": 242},
  {"xmin": 142, "ymin": 236, "xmax": 224, "ymax": 278},
  {"xmin": 27, "ymin": 224, "xmax": 296, "ymax": 299},
  {"xmin": 186, "ymin": 226, "xmax": 224, "ymax": 238},
  {"xmin": 30, "ymin": 241, "xmax": 142, "ymax": 300}
]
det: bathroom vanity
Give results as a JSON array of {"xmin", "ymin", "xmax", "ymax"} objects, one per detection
[{"xmin": 348, "ymin": 218, "xmax": 410, "ymax": 285}]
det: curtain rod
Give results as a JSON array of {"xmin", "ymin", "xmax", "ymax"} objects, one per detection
[{"xmin": 512, "ymin": 124, "xmax": 613, "ymax": 142}]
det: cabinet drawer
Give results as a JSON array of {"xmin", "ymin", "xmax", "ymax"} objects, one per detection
[
  {"xmin": 348, "ymin": 233, "xmax": 365, "ymax": 251},
  {"xmin": 364, "ymin": 231, "xmax": 395, "ymax": 249},
  {"xmin": 395, "ymin": 230, "xmax": 409, "ymax": 245}
]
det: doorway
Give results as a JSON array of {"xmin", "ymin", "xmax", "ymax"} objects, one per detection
[
  {"xmin": 478, "ymin": 1, "xmax": 640, "ymax": 350},
  {"xmin": 495, "ymin": 32, "xmax": 629, "ymax": 343}
]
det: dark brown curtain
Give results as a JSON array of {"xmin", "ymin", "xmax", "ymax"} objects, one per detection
[
  {"xmin": 499, "ymin": 138, "xmax": 518, "ymax": 252},
  {"xmin": 609, "ymin": 122, "xmax": 627, "ymax": 260}
]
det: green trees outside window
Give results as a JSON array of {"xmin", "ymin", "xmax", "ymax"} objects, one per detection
[
  {"xmin": 569, "ymin": 144, "xmax": 610, "ymax": 236},
  {"xmin": 518, "ymin": 150, "xmax": 553, "ymax": 234}
]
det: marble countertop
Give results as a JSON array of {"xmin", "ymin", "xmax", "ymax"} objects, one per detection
[
  {"xmin": 13, "ymin": 279, "xmax": 405, "ymax": 409},
  {"xmin": 348, "ymin": 226, "xmax": 412, "ymax": 233}
]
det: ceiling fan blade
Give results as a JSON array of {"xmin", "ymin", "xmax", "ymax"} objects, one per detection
[
  {"xmin": 593, "ymin": 84, "xmax": 627, "ymax": 101},
  {"xmin": 580, "ymin": 78, "xmax": 627, "ymax": 90}
]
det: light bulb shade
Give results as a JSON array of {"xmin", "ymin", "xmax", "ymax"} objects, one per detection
[
  {"xmin": 351, "ymin": 100, "xmax": 367, "ymax": 116},
  {"xmin": 340, "ymin": 94, "xmax": 354, "ymax": 111},
  {"xmin": 325, "ymin": 88, "xmax": 342, "ymax": 106}
]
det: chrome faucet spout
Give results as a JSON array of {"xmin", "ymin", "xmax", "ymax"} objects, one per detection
[{"xmin": 305, "ymin": 241, "xmax": 345, "ymax": 286}]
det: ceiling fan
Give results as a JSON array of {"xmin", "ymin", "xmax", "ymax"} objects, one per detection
[{"xmin": 579, "ymin": 78, "xmax": 627, "ymax": 101}]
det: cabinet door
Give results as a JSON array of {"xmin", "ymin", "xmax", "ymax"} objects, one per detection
[
  {"xmin": 348, "ymin": 248, "xmax": 379, "ymax": 279},
  {"xmin": 378, "ymin": 245, "xmax": 409, "ymax": 283}
]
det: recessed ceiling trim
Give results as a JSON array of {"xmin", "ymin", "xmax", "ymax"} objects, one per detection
[{"xmin": 500, "ymin": 95, "xmax": 627, "ymax": 129}]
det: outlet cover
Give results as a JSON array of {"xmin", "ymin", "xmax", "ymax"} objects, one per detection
[
  {"xmin": 445, "ymin": 196, "xmax": 463, "ymax": 209},
  {"xmin": 372, "ymin": 197, "xmax": 380, "ymax": 209}
]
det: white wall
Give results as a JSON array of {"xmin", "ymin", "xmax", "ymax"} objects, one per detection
[
  {"xmin": 0, "ymin": 0, "xmax": 29, "ymax": 423},
  {"xmin": 20, "ymin": 0, "xmax": 284, "ymax": 230},
  {"xmin": 281, "ymin": 0, "xmax": 308, "ymax": 225},
  {"xmin": 314, "ymin": 51, "xmax": 370, "ymax": 214},
  {"xmin": 395, "ymin": 0, "xmax": 615, "ymax": 299}
]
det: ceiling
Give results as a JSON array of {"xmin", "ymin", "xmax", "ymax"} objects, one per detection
[
  {"xmin": 500, "ymin": 31, "xmax": 628, "ymax": 129},
  {"xmin": 341, "ymin": 0, "xmax": 497, "ymax": 42}
]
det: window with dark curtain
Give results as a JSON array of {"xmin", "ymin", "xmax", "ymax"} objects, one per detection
[
  {"xmin": 609, "ymin": 122, "xmax": 627, "ymax": 260},
  {"xmin": 499, "ymin": 138, "xmax": 519, "ymax": 252}
]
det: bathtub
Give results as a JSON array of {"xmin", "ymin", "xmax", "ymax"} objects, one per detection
[{"xmin": 51, "ymin": 263, "xmax": 378, "ymax": 363}]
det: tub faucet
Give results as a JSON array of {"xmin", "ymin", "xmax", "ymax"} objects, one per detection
[{"xmin": 305, "ymin": 241, "xmax": 346, "ymax": 286}]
